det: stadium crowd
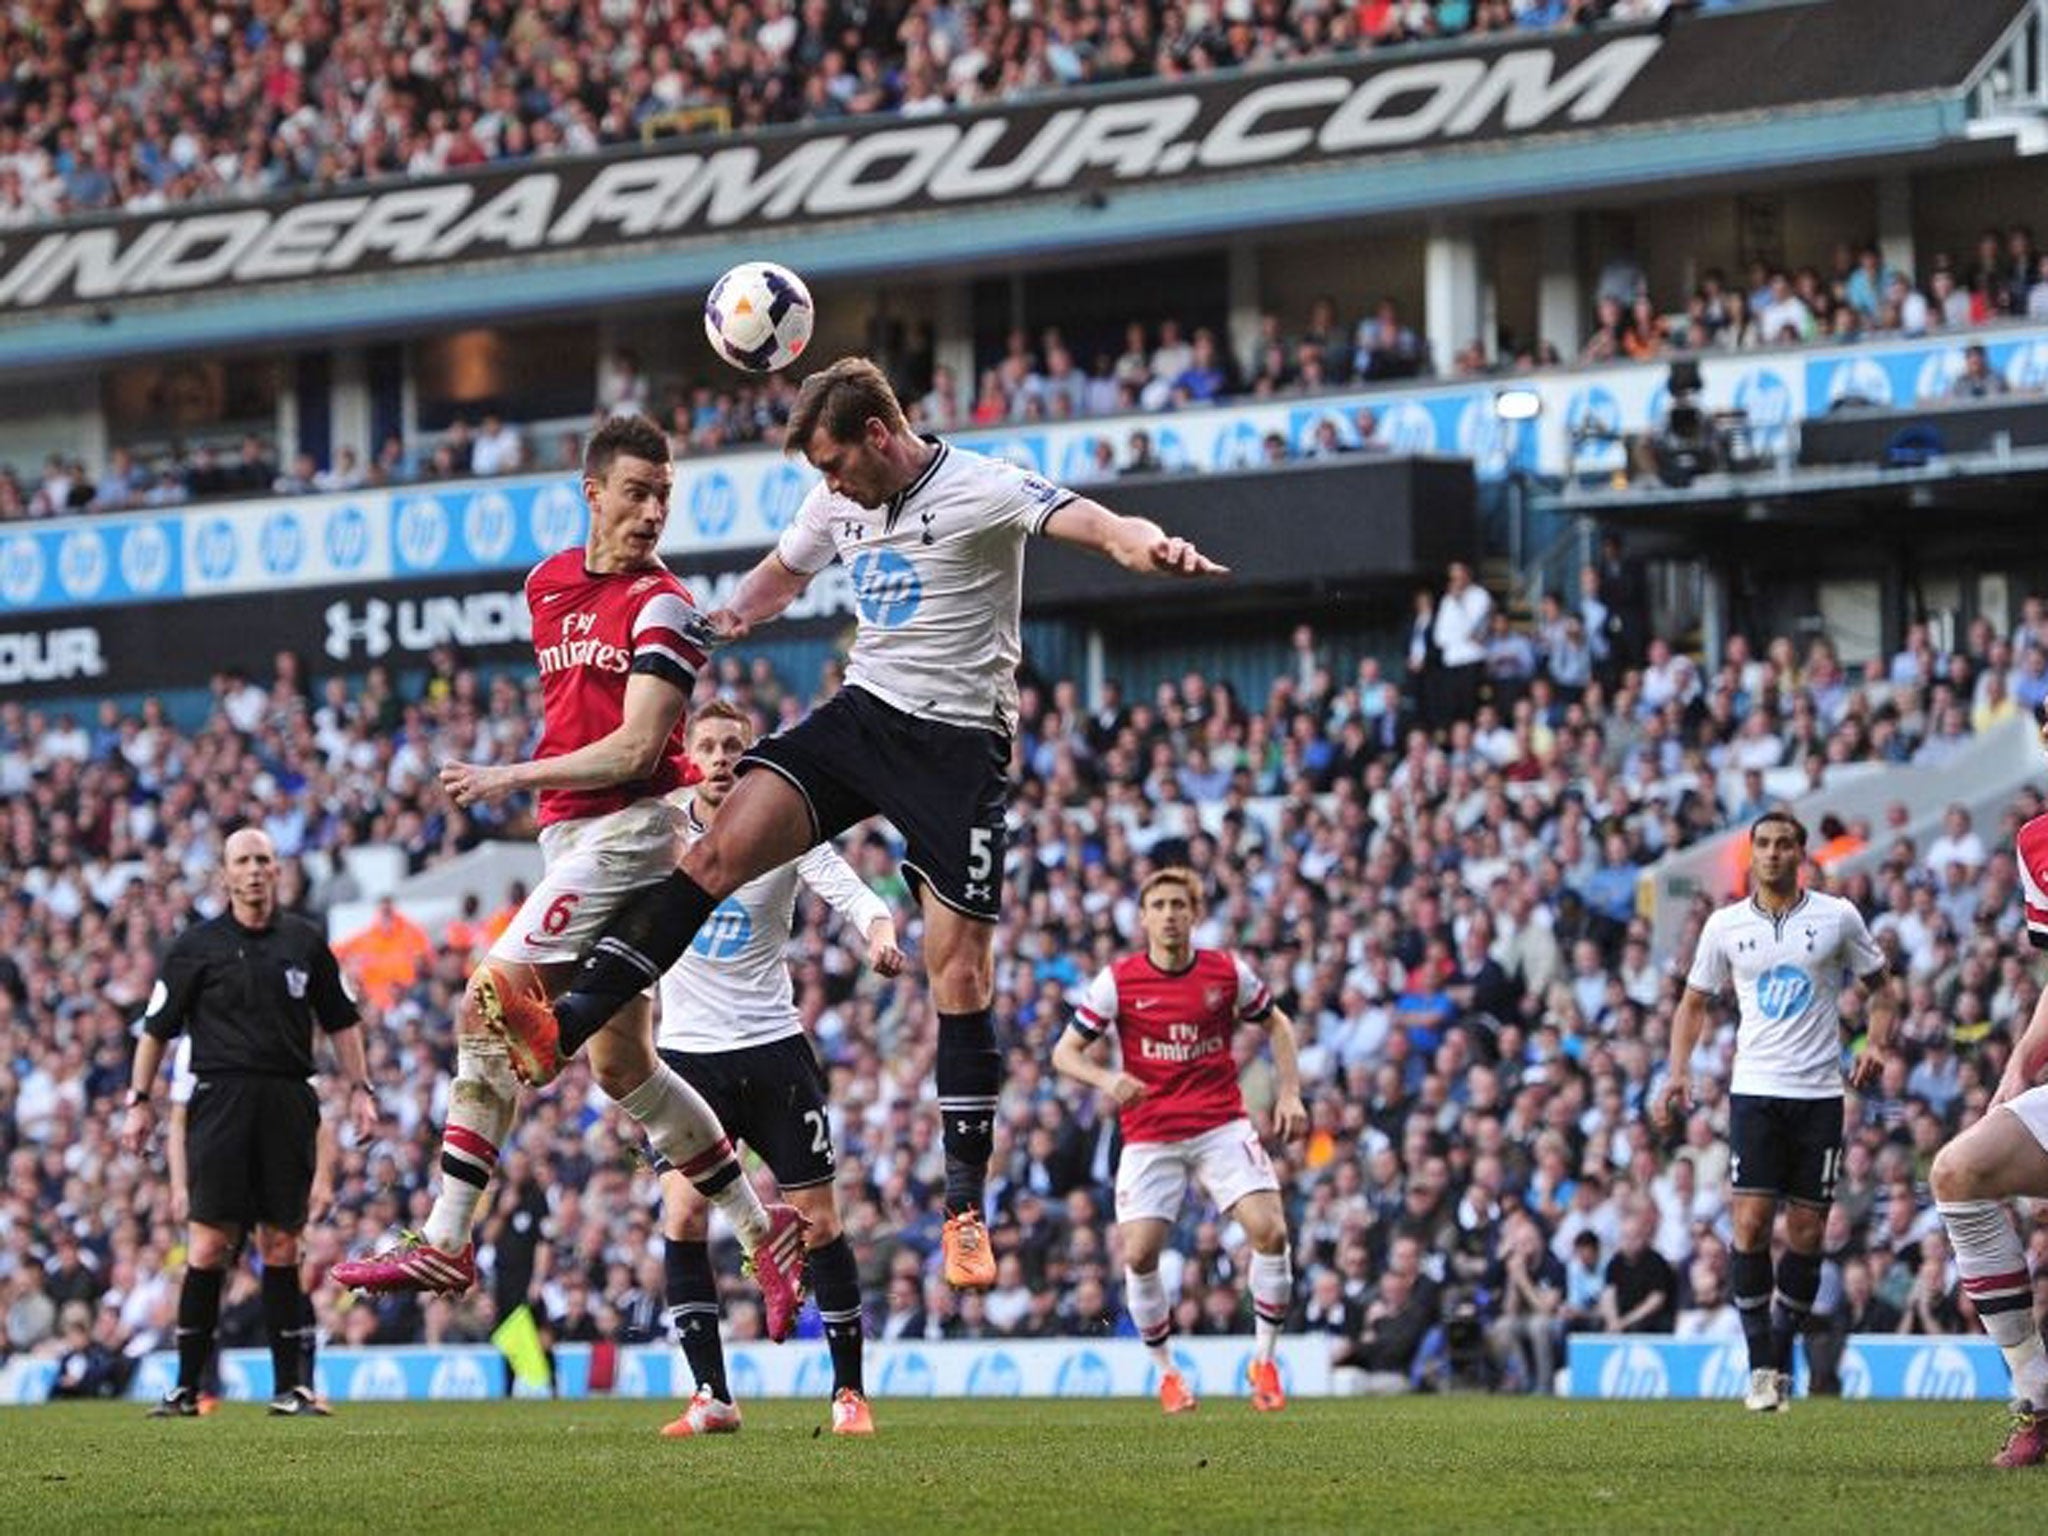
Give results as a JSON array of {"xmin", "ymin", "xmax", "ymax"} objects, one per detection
[
  {"xmin": 2, "ymin": 552, "xmax": 2044, "ymax": 1397},
  {"xmin": 9, "ymin": 227, "xmax": 2045, "ymax": 524},
  {"xmin": 0, "ymin": 0, "xmax": 1719, "ymax": 228}
]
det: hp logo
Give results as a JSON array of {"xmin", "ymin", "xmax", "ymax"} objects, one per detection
[
  {"xmin": 466, "ymin": 490, "xmax": 515, "ymax": 563},
  {"xmin": 849, "ymin": 549, "xmax": 922, "ymax": 628},
  {"xmin": 531, "ymin": 482, "xmax": 586, "ymax": 552},
  {"xmin": 1755, "ymin": 964, "xmax": 1813, "ymax": 1024},
  {"xmin": 259, "ymin": 511, "xmax": 304, "ymax": 576},
  {"xmin": 326, "ymin": 505, "xmax": 371, "ymax": 570},
  {"xmin": 58, "ymin": 529, "xmax": 107, "ymax": 598},
  {"xmin": 395, "ymin": 498, "xmax": 448, "ymax": 569},
  {"xmin": 194, "ymin": 518, "xmax": 238, "ymax": 581},
  {"xmin": 119, "ymin": 524, "xmax": 171, "ymax": 594},
  {"xmin": 1598, "ymin": 1343, "xmax": 1670, "ymax": 1399},
  {"xmin": 758, "ymin": 464, "xmax": 809, "ymax": 533},
  {"xmin": 691, "ymin": 900, "xmax": 753, "ymax": 960},
  {"xmin": 690, "ymin": 473, "xmax": 739, "ymax": 539}
]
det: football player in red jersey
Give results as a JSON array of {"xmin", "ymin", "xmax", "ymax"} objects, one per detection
[
  {"xmin": 1052, "ymin": 866, "xmax": 1307, "ymax": 1414},
  {"xmin": 335, "ymin": 415, "xmax": 808, "ymax": 1340},
  {"xmin": 1929, "ymin": 794, "xmax": 2048, "ymax": 1466}
]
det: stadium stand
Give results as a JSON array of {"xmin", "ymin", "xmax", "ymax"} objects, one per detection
[
  {"xmin": 8, "ymin": 240, "xmax": 2048, "ymax": 522},
  {"xmin": 0, "ymin": 1, "xmax": 1740, "ymax": 227},
  {"xmin": 1, "ymin": 577, "xmax": 2033, "ymax": 1392}
]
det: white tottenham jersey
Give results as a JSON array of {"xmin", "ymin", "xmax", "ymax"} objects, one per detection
[
  {"xmin": 656, "ymin": 804, "xmax": 891, "ymax": 1054},
  {"xmin": 777, "ymin": 439, "xmax": 1075, "ymax": 736},
  {"xmin": 1685, "ymin": 890, "xmax": 1885, "ymax": 1099}
]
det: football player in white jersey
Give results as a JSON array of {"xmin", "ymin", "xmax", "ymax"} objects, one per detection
[
  {"xmin": 650, "ymin": 701, "xmax": 902, "ymax": 1440},
  {"xmin": 1656, "ymin": 810, "xmax": 1898, "ymax": 1413},
  {"xmin": 486, "ymin": 357, "xmax": 1227, "ymax": 1291}
]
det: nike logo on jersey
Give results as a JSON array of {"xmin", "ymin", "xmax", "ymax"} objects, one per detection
[
  {"xmin": 541, "ymin": 591, "xmax": 566, "ymax": 603},
  {"xmin": 1132, "ymin": 998, "xmax": 1161, "ymax": 1011}
]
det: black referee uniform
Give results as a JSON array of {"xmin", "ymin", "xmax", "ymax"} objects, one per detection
[
  {"xmin": 141, "ymin": 908, "xmax": 356, "ymax": 1409},
  {"xmin": 144, "ymin": 911, "xmax": 356, "ymax": 1230}
]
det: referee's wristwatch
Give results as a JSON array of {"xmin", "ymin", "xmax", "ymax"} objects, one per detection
[{"xmin": 125, "ymin": 1088, "xmax": 152, "ymax": 1110}]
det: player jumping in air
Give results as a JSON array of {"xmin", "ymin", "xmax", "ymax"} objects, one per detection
[
  {"xmin": 1051, "ymin": 867, "xmax": 1308, "ymax": 1413},
  {"xmin": 334, "ymin": 415, "xmax": 807, "ymax": 1337},
  {"xmin": 1656, "ymin": 810, "xmax": 1898, "ymax": 1413},
  {"xmin": 651, "ymin": 701, "xmax": 903, "ymax": 1439},
  {"xmin": 473, "ymin": 357, "xmax": 1228, "ymax": 1290},
  {"xmin": 1929, "ymin": 800, "xmax": 2048, "ymax": 1466}
]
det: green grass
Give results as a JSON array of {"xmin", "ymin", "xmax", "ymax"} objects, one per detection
[{"xmin": 4, "ymin": 1396, "xmax": 2041, "ymax": 1533}]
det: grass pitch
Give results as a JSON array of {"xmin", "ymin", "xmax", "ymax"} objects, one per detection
[{"xmin": 5, "ymin": 1395, "xmax": 2038, "ymax": 1533}]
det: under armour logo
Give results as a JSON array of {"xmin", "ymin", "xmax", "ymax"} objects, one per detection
[
  {"xmin": 839, "ymin": 519, "xmax": 863, "ymax": 542},
  {"xmin": 964, "ymin": 882, "xmax": 992, "ymax": 903},
  {"xmin": 323, "ymin": 598, "xmax": 391, "ymax": 661},
  {"xmin": 1737, "ymin": 939, "xmax": 1758, "ymax": 953},
  {"xmin": 956, "ymin": 1117, "xmax": 991, "ymax": 1137}
]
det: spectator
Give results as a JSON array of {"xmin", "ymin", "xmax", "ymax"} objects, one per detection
[
  {"xmin": 466, "ymin": 414, "xmax": 519, "ymax": 477},
  {"xmin": 1431, "ymin": 562, "xmax": 1494, "ymax": 727},
  {"xmin": 1600, "ymin": 1202, "xmax": 1676, "ymax": 1334},
  {"xmin": 1949, "ymin": 343, "xmax": 2010, "ymax": 401}
]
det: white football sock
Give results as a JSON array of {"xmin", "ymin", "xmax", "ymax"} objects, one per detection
[
  {"xmin": 1250, "ymin": 1249, "xmax": 1292, "ymax": 1363},
  {"xmin": 423, "ymin": 1036, "xmax": 519, "ymax": 1252},
  {"xmin": 617, "ymin": 1065, "xmax": 768, "ymax": 1251},
  {"xmin": 1125, "ymin": 1267, "xmax": 1173, "ymax": 1370},
  {"xmin": 1939, "ymin": 1199, "xmax": 2044, "ymax": 1398}
]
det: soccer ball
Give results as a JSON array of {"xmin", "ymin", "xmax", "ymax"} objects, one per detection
[{"xmin": 703, "ymin": 260, "xmax": 814, "ymax": 373}]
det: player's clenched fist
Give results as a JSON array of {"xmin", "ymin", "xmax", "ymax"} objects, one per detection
[{"xmin": 1106, "ymin": 1072, "xmax": 1148, "ymax": 1108}]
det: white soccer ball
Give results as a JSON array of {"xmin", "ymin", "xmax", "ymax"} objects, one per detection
[{"xmin": 703, "ymin": 260, "xmax": 814, "ymax": 374}]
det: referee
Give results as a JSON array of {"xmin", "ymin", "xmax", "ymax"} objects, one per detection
[{"xmin": 119, "ymin": 827, "xmax": 377, "ymax": 1417}]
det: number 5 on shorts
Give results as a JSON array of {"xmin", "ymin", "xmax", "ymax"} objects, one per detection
[{"xmin": 967, "ymin": 828, "xmax": 994, "ymax": 882}]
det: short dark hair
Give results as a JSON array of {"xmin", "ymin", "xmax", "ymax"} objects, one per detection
[
  {"xmin": 1750, "ymin": 809, "xmax": 1808, "ymax": 847},
  {"xmin": 786, "ymin": 356, "xmax": 905, "ymax": 449},
  {"xmin": 583, "ymin": 413, "xmax": 669, "ymax": 482}
]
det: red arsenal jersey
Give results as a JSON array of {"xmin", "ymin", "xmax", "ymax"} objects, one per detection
[
  {"xmin": 1073, "ymin": 948, "xmax": 1273, "ymax": 1143},
  {"xmin": 524, "ymin": 548, "xmax": 707, "ymax": 826},
  {"xmin": 2019, "ymin": 812, "xmax": 2048, "ymax": 950}
]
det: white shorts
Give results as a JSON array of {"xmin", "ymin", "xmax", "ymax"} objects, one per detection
[
  {"xmin": 488, "ymin": 798, "xmax": 684, "ymax": 970},
  {"xmin": 2000, "ymin": 1083, "xmax": 2048, "ymax": 1152},
  {"xmin": 1113, "ymin": 1116, "xmax": 1280, "ymax": 1226}
]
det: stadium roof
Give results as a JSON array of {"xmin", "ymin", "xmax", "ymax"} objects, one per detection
[{"xmin": 0, "ymin": 0, "xmax": 2034, "ymax": 373}]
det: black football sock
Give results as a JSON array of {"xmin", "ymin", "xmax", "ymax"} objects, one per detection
[
  {"xmin": 809, "ymin": 1235, "xmax": 865, "ymax": 1397},
  {"xmin": 175, "ymin": 1266, "xmax": 225, "ymax": 1395},
  {"xmin": 665, "ymin": 1239, "xmax": 729, "ymax": 1403},
  {"xmin": 262, "ymin": 1263, "xmax": 308, "ymax": 1394},
  {"xmin": 1731, "ymin": 1247, "xmax": 1774, "ymax": 1374},
  {"xmin": 1772, "ymin": 1249, "xmax": 1823, "ymax": 1375},
  {"xmin": 555, "ymin": 871, "xmax": 721, "ymax": 1057},
  {"xmin": 937, "ymin": 1009, "xmax": 1001, "ymax": 1214},
  {"xmin": 298, "ymin": 1290, "xmax": 319, "ymax": 1395}
]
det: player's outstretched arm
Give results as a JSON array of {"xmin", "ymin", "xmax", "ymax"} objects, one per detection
[
  {"xmin": 703, "ymin": 549, "xmax": 817, "ymax": 643},
  {"xmin": 1041, "ymin": 497, "xmax": 1229, "ymax": 578},
  {"xmin": 442, "ymin": 672, "xmax": 687, "ymax": 806},
  {"xmin": 1261, "ymin": 1005, "xmax": 1309, "ymax": 1143}
]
